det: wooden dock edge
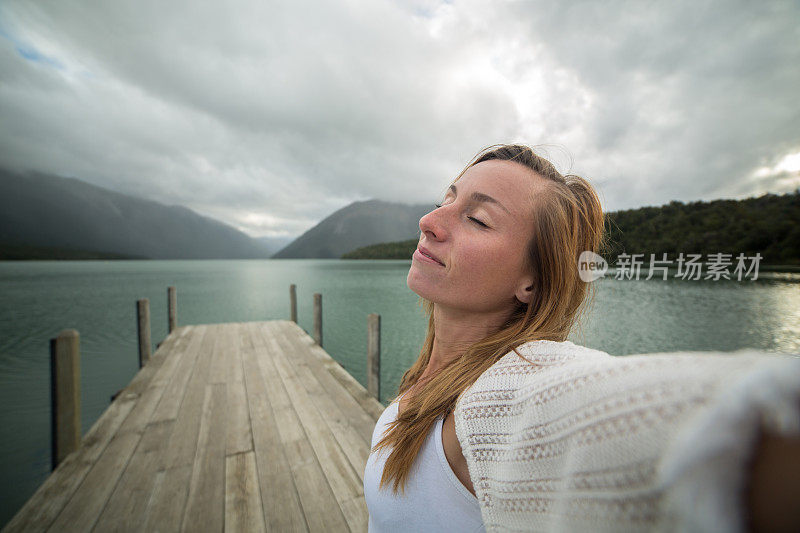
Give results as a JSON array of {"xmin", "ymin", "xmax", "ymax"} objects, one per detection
[
  {"xmin": 282, "ymin": 320, "xmax": 386, "ymax": 419},
  {"xmin": 2, "ymin": 326, "xmax": 192, "ymax": 533}
]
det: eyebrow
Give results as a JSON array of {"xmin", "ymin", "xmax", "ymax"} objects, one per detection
[{"xmin": 448, "ymin": 184, "xmax": 510, "ymax": 214}]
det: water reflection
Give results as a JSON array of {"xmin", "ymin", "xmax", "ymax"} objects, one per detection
[{"xmin": 575, "ymin": 275, "xmax": 800, "ymax": 355}]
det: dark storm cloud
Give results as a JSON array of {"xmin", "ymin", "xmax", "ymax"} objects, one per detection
[{"xmin": 0, "ymin": 0, "xmax": 797, "ymax": 237}]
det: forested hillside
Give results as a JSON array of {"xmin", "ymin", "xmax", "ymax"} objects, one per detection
[
  {"xmin": 604, "ymin": 191, "xmax": 799, "ymax": 264},
  {"xmin": 342, "ymin": 239, "xmax": 418, "ymax": 259}
]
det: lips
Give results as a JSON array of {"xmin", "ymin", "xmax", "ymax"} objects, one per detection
[{"xmin": 417, "ymin": 245, "xmax": 445, "ymax": 266}]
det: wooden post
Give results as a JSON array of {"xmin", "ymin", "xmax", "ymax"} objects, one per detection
[
  {"xmin": 50, "ymin": 330, "xmax": 80, "ymax": 470},
  {"xmin": 313, "ymin": 293, "xmax": 322, "ymax": 346},
  {"xmin": 167, "ymin": 286, "xmax": 177, "ymax": 334},
  {"xmin": 290, "ymin": 284, "xmax": 297, "ymax": 323},
  {"xmin": 367, "ymin": 314, "xmax": 381, "ymax": 402},
  {"xmin": 137, "ymin": 298, "xmax": 151, "ymax": 367}
]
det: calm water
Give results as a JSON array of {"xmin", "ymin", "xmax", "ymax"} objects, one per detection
[{"xmin": 1, "ymin": 259, "xmax": 798, "ymax": 526}]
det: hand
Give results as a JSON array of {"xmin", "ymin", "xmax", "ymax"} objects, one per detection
[{"xmin": 744, "ymin": 430, "xmax": 800, "ymax": 532}]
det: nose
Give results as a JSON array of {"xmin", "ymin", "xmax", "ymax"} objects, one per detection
[{"xmin": 419, "ymin": 205, "xmax": 448, "ymax": 241}]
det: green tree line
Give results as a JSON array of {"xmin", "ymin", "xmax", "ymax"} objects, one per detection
[{"xmin": 343, "ymin": 191, "xmax": 800, "ymax": 265}]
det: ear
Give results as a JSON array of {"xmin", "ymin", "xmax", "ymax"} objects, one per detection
[{"xmin": 514, "ymin": 278, "xmax": 534, "ymax": 304}]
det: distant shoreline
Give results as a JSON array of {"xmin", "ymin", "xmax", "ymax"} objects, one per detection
[
  {"xmin": 0, "ymin": 243, "xmax": 147, "ymax": 261},
  {"xmin": 0, "ymin": 249, "xmax": 800, "ymax": 274}
]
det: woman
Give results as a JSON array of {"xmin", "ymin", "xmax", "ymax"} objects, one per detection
[{"xmin": 363, "ymin": 144, "xmax": 800, "ymax": 532}]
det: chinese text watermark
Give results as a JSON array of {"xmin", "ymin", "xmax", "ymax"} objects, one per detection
[{"xmin": 579, "ymin": 252, "xmax": 762, "ymax": 282}]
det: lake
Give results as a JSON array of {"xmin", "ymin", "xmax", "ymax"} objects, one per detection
[{"xmin": 1, "ymin": 259, "xmax": 798, "ymax": 527}]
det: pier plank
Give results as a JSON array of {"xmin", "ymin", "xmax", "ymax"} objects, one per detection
[
  {"xmin": 48, "ymin": 431, "xmax": 141, "ymax": 532},
  {"xmin": 341, "ymin": 495, "xmax": 370, "ymax": 533},
  {"xmin": 152, "ymin": 325, "xmax": 191, "ymax": 359},
  {"xmin": 290, "ymin": 322, "xmax": 386, "ymax": 421},
  {"xmin": 124, "ymin": 326, "xmax": 189, "ymax": 395},
  {"xmin": 265, "ymin": 323, "xmax": 368, "ymax": 501},
  {"xmin": 225, "ymin": 451, "xmax": 266, "ymax": 533},
  {"xmin": 273, "ymin": 322, "xmax": 374, "ymax": 481},
  {"xmin": 284, "ymin": 320, "xmax": 380, "ymax": 438},
  {"xmin": 208, "ymin": 322, "xmax": 231, "ymax": 385},
  {"xmin": 253, "ymin": 323, "xmax": 349, "ymax": 531},
  {"xmin": 140, "ymin": 465, "xmax": 192, "ymax": 532},
  {"xmin": 241, "ymin": 322, "xmax": 308, "ymax": 532},
  {"xmin": 159, "ymin": 327, "xmax": 217, "ymax": 469},
  {"xmin": 150, "ymin": 325, "xmax": 208, "ymax": 423},
  {"xmin": 6, "ymin": 321, "xmax": 380, "ymax": 533},
  {"xmin": 115, "ymin": 328, "xmax": 196, "ymax": 436},
  {"xmin": 148, "ymin": 325, "xmax": 193, "ymax": 389},
  {"xmin": 181, "ymin": 383, "xmax": 227, "ymax": 533},
  {"xmin": 226, "ymin": 323, "xmax": 252, "ymax": 456},
  {"xmin": 265, "ymin": 328, "xmax": 369, "ymax": 531},
  {"xmin": 226, "ymin": 322, "xmax": 245, "ymax": 384},
  {"xmin": 322, "ymin": 354, "xmax": 387, "ymax": 420},
  {"xmin": 115, "ymin": 384, "xmax": 165, "ymax": 436},
  {"xmin": 91, "ymin": 420, "xmax": 175, "ymax": 532}
]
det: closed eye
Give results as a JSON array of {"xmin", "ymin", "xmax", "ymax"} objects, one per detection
[
  {"xmin": 435, "ymin": 203, "xmax": 489, "ymax": 228},
  {"xmin": 469, "ymin": 217, "xmax": 488, "ymax": 228}
]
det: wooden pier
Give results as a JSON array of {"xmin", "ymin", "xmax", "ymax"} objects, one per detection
[{"xmin": 4, "ymin": 320, "xmax": 384, "ymax": 533}]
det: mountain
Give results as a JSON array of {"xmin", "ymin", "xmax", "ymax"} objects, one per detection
[
  {"xmin": 273, "ymin": 199, "xmax": 433, "ymax": 259},
  {"xmin": 0, "ymin": 168, "xmax": 272, "ymax": 259},
  {"xmin": 255, "ymin": 236, "xmax": 295, "ymax": 257}
]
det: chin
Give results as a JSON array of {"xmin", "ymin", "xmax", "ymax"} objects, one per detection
[{"xmin": 406, "ymin": 268, "xmax": 435, "ymax": 300}]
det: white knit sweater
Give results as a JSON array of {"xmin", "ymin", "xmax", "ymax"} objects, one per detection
[{"xmin": 453, "ymin": 340, "xmax": 800, "ymax": 532}]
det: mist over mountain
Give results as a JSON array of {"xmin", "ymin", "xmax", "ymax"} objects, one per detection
[
  {"xmin": 255, "ymin": 236, "xmax": 295, "ymax": 257},
  {"xmin": 0, "ymin": 169, "xmax": 272, "ymax": 259},
  {"xmin": 273, "ymin": 200, "xmax": 432, "ymax": 259}
]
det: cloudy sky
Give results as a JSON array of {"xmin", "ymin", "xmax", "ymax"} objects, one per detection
[{"xmin": 1, "ymin": 0, "xmax": 798, "ymax": 239}]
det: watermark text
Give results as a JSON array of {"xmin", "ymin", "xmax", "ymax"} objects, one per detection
[{"xmin": 579, "ymin": 252, "xmax": 762, "ymax": 282}]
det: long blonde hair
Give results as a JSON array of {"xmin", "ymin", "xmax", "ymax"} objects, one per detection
[{"xmin": 374, "ymin": 144, "xmax": 605, "ymax": 492}]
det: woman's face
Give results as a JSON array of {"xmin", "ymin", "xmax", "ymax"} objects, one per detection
[{"xmin": 407, "ymin": 159, "xmax": 547, "ymax": 314}]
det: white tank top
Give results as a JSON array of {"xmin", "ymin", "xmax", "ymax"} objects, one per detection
[{"xmin": 363, "ymin": 395, "xmax": 485, "ymax": 532}]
